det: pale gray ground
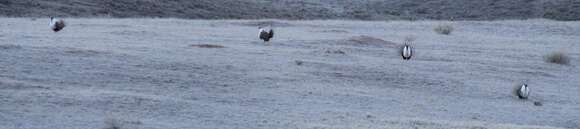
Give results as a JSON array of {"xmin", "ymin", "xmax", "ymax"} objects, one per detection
[{"xmin": 0, "ymin": 18, "xmax": 579, "ymax": 129}]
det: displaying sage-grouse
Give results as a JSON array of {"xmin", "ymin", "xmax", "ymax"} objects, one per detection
[
  {"xmin": 259, "ymin": 26, "xmax": 274, "ymax": 42},
  {"xmin": 49, "ymin": 16, "xmax": 66, "ymax": 32},
  {"xmin": 515, "ymin": 83, "xmax": 530, "ymax": 99},
  {"xmin": 401, "ymin": 44, "xmax": 413, "ymax": 60}
]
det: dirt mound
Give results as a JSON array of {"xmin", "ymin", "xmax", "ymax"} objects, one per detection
[{"xmin": 344, "ymin": 35, "xmax": 398, "ymax": 47}]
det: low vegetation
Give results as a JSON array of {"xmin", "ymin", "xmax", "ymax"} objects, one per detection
[
  {"xmin": 434, "ymin": 24, "xmax": 454, "ymax": 35},
  {"xmin": 105, "ymin": 118, "xmax": 122, "ymax": 129},
  {"xmin": 2, "ymin": 0, "xmax": 578, "ymax": 21},
  {"xmin": 0, "ymin": 44, "xmax": 22, "ymax": 50},
  {"xmin": 346, "ymin": 35, "xmax": 397, "ymax": 47},
  {"xmin": 295, "ymin": 60, "xmax": 304, "ymax": 66},
  {"xmin": 190, "ymin": 44, "xmax": 225, "ymax": 48},
  {"xmin": 325, "ymin": 49, "xmax": 346, "ymax": 55},
  {"xmin": 545, "ymin": 51, "xmax": 570, "ymax": 65}
]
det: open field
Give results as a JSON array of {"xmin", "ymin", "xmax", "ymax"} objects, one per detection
[{"xmin": 0, "ymin": 18, "xmax": 579, "ymax": 129}]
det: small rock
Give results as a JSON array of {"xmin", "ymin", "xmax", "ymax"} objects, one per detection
[
  {"xmin": 471, "ymin": 116, "xmax": 479, "ymax": 120},
  {"xmin": 295, "ymin": 60, "xmax": 304, "ymax": 65},
  {"xmin": 534, "ymin": 101, "xmax": 543, "ymax": 106},
  {"xmin": 366, "ymin": 114, "xmax": 374, "ymax": 119}
]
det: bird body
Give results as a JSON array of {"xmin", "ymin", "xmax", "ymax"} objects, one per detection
[
  {"xmin": 401, "ymin": 44, "xmax": 412, "ymax": 60},
  {"xmin": 49, "ymin": 17, "xmax": 66, "ymax": 32},
  {"xmin": 516, "ymin": 84, "xmax": 530, "ymax": 99},
  {"xmin": 259, "ymin": 27, "xmax": 274, "ymax": 42}
]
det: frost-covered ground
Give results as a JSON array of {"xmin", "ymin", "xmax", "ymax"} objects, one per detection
[{"xmin": 0, "ymin": 18, "xmax": 579, "ymax": 129}]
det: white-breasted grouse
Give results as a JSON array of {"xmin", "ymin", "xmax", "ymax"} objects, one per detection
[
  {"xmin": 401, "ymin": 44, "xmax": 413, "ymax": 60},
  {"xmin": 49, "ymin": 16, "xmax": 66, "ymax": 32},
  {"xmin": 259, "ymin": 26, "xmax": 274, "ymax": 42},
  {"xmin": 516, "ymin": 83, "xmax": 530, "ymax": 99}
]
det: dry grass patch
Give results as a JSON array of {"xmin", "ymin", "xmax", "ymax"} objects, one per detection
[
  {"xmin": 62, "ymin": 48, "xmax": 108, "ymax": 57},
  {"xmin": 545, "ymin": 51, "xmax": 570, "ymax": 65},
  {"xmin": 312, "ymin": 29, "xmax": 349, "ymax": 33},
  {"xmin": 104, "ymin": 118, "xmax": 122, "ymax": 129},
  {"xmin": 324, "ymin": 49, "xmax": 346, "ymax": 55},
  {"xmin": 190, "ymin": 44, "xmax": 225, "ymax": 48},
  {"xmin": 104, "ymin": 117, "xmax": 142, "ymax": 129},
  {"xmin": 0, "ymin": 44, "xmax": 22, "ymax": 50},
  {"xmin": 346, "ymin": 35, "xmax": 397, "ymax": 47},
  {"xmin": 64, "ymin": 49, "xmax": 103, "ymax": 55},
  {"xmin": 348, "ymin": 35, "xmax": 385, "ymax": 44},
  {"xmin": 434, "ymin": 24, "xmax": 454, "ymax": 35}
]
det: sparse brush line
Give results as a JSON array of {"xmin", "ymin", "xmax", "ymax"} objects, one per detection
[{"xmin": 190, "ymin": 44, "xmax": 226, "ymax": 48}]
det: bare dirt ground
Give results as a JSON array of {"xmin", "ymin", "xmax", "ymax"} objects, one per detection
[{"xmin": 0, "ymin": 18, "xmax": 579, "ymax": 129}]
